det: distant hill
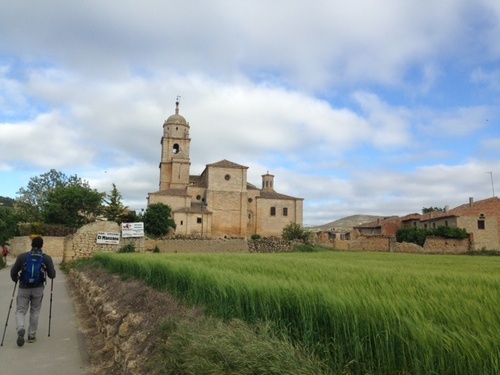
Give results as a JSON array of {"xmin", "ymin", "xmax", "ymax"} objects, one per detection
[
  {"xmin": 306, "ymin": 214, "xmax": 383, "ymax": 232},
  {"xmin": 0, "ymin": 196, "xmax": 15, "ymax": 208}
]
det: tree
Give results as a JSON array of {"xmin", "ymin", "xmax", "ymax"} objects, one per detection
[
  {"xmin": 0, "ymin": 207, "xmax": 20, "ymax": 245},
  {"xmin": 16, "ymin": 169, "xmax": 90, "ymax": 222},
  {"xmin": 103, "ymin": 183, "xmax": 127, "ymax": 223},
  {"xmin": 422, "ymin": 207, "xmax": 444, "ymax": 214},
  {"xmin": 43, "ymin": 185, "xmax": 105, "ymax": 228},
  {"xmin": 282, "ymin": 222, "xmax": 311, "ymax": 243},
  {"xmin": 143, "ymin": 203, "xmax": 176, "ymax": 237}
]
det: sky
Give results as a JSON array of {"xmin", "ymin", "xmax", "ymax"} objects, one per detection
[{"xmin": 0, "ymin": 1, "xmax": 499, "ymax": 226}]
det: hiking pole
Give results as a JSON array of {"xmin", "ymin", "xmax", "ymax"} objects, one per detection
[
  {"xmin": 48, "ymin": 278, "xmax": 53, "ymax": 337},
  {"xmin": 1, "ymin": 281, "xmax": 18, "ymax": 346}
]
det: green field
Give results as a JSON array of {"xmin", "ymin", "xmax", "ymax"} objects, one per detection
[{"xmin": 93, "ymin": 251, "xmax": 500, "ymax": 375}]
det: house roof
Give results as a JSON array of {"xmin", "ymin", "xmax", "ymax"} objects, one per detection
[
  {"xmin": 420, "ymin": 197, "xmax": 500, "ymax": 222},
  {"xmin": 354, "ymin": 216, "xmax": 400, "ymax": 229}
]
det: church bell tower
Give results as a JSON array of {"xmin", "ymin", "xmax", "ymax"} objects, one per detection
[{"xmin": 159, "ymin": 99, "xmax": 191, "ymax": 190}]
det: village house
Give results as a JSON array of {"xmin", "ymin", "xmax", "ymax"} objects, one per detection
[
  {"xmin": 353, "ymin": 216, "xmax": 401, "ymax": 236},
  {"xmin": 317, "ymin": 196, "xmax": 500, "ymax": 252},
  {"xmin": 418, "ymin": 196, "xmax": 500, "ymax": 251},
  {"xmin": 147, "ymin": 101, "xmax": 304, "ymax": 238}
]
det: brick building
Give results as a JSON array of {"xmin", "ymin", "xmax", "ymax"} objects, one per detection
[{"xmin": 148, "ymin": 101, "xmax": 303, "ymax": 238}]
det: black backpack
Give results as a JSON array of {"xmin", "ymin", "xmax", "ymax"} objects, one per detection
[{"xmin": 22, "ymin": 251, "xmax": 46, "ymax": 286}]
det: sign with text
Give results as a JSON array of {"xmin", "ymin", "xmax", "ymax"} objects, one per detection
[
  {"xmin": 121, "ymin": 222, "xmax": 144, "ymax": 238},
  {"xmin": 96, "ymin": 232, "xmax": 121, "ymax": 245}
]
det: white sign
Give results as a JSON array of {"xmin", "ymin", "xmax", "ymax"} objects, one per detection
[
  {"xmin": 96, "ymin": 232, "xmax": 121, "ymax": 245},
  {"xmin": 121, "ymin": 222, "xmax": 144, "ymax": 238}
]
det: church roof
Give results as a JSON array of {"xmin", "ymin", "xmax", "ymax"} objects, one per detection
[
  {"xmin": 174, "ymin": 202, "xmax": 212, "ymax": 214},
  {"xmin": 207, "ymin": 159, "xmax": 248, "ymax": 169},
  {"xmin": 151, "ymin": 188, "xmax": 189, "ymax": 196},
  {"xmin": 259, "ymin": 190, "xmax": 303, "ymax": 200}
]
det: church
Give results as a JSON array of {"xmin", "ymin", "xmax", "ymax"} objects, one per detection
[{"xmin": 147, "ymin": 101, "xmax": 304, "ymax": 238}]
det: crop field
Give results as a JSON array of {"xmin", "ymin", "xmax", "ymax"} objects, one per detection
[{"xmin": 93, "ymin": 251, "xmax": 500, "ymax": 375}]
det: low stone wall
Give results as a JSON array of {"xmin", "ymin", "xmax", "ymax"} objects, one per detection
[
  {"xmin": 248, "ymin": 237, "xmax": 294, "ymax": 253},
  {"xmin": 68, "ymin": 270, "xmax": 148, "ymax": 374},
  {"xmin": 8, "ymin": 236, "xmax": 65, "ymax": 257},
  {"xmin": 145, "ymin": 238, "xmax": 248, "ymax": 253},
  {"xmin": 422, "ymin": 237, "xmax": 470, "ymax": 254},
  {"xmin": 347, "ymin": 235, "xmax": 391, "ymax": 252}
]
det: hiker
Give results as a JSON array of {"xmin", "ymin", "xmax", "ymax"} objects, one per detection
[
  {"xmin": 10, "ymin": 236, "xmax": 56, "ymax": 347},
  {"xmin": 2, "ymin": 245, "xmax": 7, "ymax": 264}
]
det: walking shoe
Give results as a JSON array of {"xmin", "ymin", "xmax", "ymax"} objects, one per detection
[
  {"xmin": 17, "ymin": 328, "xmax": 25, "ymax": 347},
  {"xmin": 28, "ymin": 336, "xmax": 36, "ymax": 343}
]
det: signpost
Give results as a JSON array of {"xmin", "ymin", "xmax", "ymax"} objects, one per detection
[
  {"xmin": 121, "ymin": 222, "xmax": 145, "ymax": 238},
  {"xmin": 96, "ymin": 232, "xmax": 121, "ymax": 245}
]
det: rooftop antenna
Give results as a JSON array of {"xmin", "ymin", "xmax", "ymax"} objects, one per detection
[{"xmin": 486, "ymin": 172, "xmax": 495, "ymax": 197}]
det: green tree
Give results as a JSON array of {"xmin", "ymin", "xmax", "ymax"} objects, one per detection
[
  {"xmin": 103, "ymin": 183, "xmax": 127, "ymax": 223},
  {"xmin": 0, "ymin": 207, "xmax": 20, "ymax": 245},
  {"xmin": 16, "ymin": 169, "xmax": 89, "ymax": 222},
  {"xmin": 43, "ymin": 185, "xmax": 105, "ymax": 228},
  {"xmin": 282, "ymin": 222, "xmax": 311, "ymax": 243},
  {"xmin": 422, "ymin": 207, "xmax": 444, "ymax": 214},
  {"xmin": 143, "ymin": 203, "xmax": 176, "ymax": 237}
]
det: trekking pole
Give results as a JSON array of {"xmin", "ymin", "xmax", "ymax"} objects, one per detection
[
  {"xmin": 48, "ymin": 278, "xmax": 53, "ymax": 337},
  {"xmin": 1, "ymin": 281, "xmax": 18, "ymax": 346}
]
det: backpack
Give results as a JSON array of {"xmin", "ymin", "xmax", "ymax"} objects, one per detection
[{"xmin": 22, "ymin": 251, "xmax": 46, "ymax": 286}]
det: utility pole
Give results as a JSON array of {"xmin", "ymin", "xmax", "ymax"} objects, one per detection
[{"xmin": 487, "ymin": 172, "xmax": 495, "ymax": 197}]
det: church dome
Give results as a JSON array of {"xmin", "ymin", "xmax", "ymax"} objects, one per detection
[
  {"xmin": 166, "ymin": 100, "xmax": 187, "ymax": 125},
  {"xmin": 166, "ymin": 113, "xmax": 187, "ymax": 125}
]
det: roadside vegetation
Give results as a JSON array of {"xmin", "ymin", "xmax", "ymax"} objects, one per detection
[{"xmin": 87, "ymin": 251, "xmax": 500, "ymax": 375}]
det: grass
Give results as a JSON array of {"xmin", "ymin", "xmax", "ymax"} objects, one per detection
[{"xmin": 92, "ymin": 251, "xmax": 500, "ymax": 375}]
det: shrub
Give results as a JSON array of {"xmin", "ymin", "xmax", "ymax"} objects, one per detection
[
  {"xmin": 282, "ymin": 222, "xmax": 311, "ymax": 243},
  {"xmin": 251, "ymin": 234, "xmax": 261, "ymax": 240},
  {"xmin": 396, "ymin": 226, "xmax": 468, "ymax": 246},
  {"xmin": 118, "ymin": 244, "xmax": 135, "ymax": 253}
]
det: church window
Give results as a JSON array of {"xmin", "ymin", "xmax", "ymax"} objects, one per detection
[
  {"xmin": 248, "ymin": 198, "xmax": 253, "ymax": 203},
  {"xmin": 173, "ymin": 143, "xmax": 180, "ymax": 154},
  {"xmin": 197, "ymin": 217, "xmax": 202, "ymax": 224},
  {"xmin": 283, "ymin": 207, "xmax": 288, "ymax": 216},
  {"xmin": 225, "ymin": 174, "xmax": 231, "ymax": 181},
  {"xmin": 270, "ymin": 207, "xmax": 276, "ymax": 216},
  {"xmin": 196, "ymin": 195, "xmax": 201, "ymax": 200},
  {"xmin": 478, "ymin": 220, "xmax": 485, "ymax": 230}
]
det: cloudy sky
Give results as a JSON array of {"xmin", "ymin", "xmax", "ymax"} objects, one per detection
[{"xmin": 1, "ymin": 1, "xmax": 499, "ymax": 226}]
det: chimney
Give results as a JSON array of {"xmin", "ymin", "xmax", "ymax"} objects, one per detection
[
  {"xmin": 469, "ymin": 197, "xmax": 474, "ymax": 207},
  {"xmin": 444, "ymin": 205, "xmax": 449, "ymax": 212}
]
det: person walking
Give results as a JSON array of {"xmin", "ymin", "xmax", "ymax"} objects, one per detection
[
  {"xmin": 10, "ymin": 236, "xmax": 56, "ymax": 347},
  {"xmin": 2, "ymin": 245, "xmax": 7, "ymax": 264}
]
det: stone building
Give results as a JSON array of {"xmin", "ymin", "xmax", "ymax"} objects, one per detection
[
  {"xmin": 419, "ymin": 196, "xmax": 500, "ymax": 251},
  {"xmin": 147, "ymin": 101, "xmax": 303, "ymax": 238}
]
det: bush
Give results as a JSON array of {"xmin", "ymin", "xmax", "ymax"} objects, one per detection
[
  {"xmin": 118, "ymin": 244, "xmax": 135, "ymax": 253},
  {"xmin": 282, "ymin": 222, "xmax": 311, "ymax": 243},
  {"xmin": 396, "ymin": 226, "xmax": 469, "ymax": 247},
  {"xmin": 250, "ymin": 234, "xmax": 261, "ymax": 240}
]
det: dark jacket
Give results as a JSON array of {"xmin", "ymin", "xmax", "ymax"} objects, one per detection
[{"xmin": 10, "ymin": 248, "xmax": 56, "ymax": 288}]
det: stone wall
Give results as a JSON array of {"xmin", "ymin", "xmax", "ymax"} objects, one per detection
[
  {"xmin": 8, "ymin": 236, "xmax": 65, "ymax": 257},
  {"xmin": 247, "ymin": 237, "xmax": 294, "ymax": 253},
  {"xmin": 65, "ymin": 221, "xmax": 145, "ymax": 261},
  {"xmin": 68, "ymin": 270, "xmax": 150, "ymax": 374},
  {"xmin": 347, "ymin": 235, "xmax": 392, "ymax": 252},
  {"xmin": 422, "ymin": 237, "xmax": 470, "ymax": 254},
  {"xmin": 145, "ymin": 238, "xmax": 249, "ymax": 253}
]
